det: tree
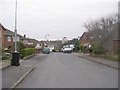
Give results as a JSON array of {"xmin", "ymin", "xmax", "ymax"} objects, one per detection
[
  {"xmin": 11, "ymin": 41, "xmax": 26, "ymax": 52},
  {"xmin": 83, "ymin": 13, "xmax": 118, "ymax": 54},
  {"xmin": 17, "ymin": 41, "xmax": 26, "ymax": 51},
  {"xmin": 74, "ymin": 41, "xmax": 80, "ymax": 52}
]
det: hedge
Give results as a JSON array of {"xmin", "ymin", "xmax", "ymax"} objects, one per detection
[{"xmin": 21, "ymin": 48, "xmax": 36, "ymax": 58}]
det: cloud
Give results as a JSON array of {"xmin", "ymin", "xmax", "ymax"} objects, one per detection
[{"xmin": 1, "ymin": 0, "xmax": 119, "ymax": 40}]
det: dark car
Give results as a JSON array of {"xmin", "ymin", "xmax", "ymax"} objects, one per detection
[{"xmin": 42, "ymin": 47, "xmax": 50, "ymax": 54}]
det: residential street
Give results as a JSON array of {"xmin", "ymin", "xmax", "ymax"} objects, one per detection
[
  {"xmin": 17, "ymin": 53, "xmax": 118, "ymax": 88},
  {"xmin": 1, "ymin": 0, "xmax": 119, "ymax": 89}
]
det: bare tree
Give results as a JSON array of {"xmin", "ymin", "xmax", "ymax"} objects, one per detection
[{"xmin": 83, "ymin": 13, "xmax": 118, "ymax": 54}]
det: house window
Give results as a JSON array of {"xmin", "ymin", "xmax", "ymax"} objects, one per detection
[
  {"xmin": 13, "ymin": 36, "xmax": 20, "ymax": 42},
  {"xmin": 7, "ymin": 36, "xmax": 11, "ymax": 42}
]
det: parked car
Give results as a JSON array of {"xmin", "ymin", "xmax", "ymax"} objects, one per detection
[
  {"xmin": 63, "ymin": 47, "xmax": 72, "ymax": 53},
  {"xmin": 42, "ymin": 47, "xmax": 50, "ymax": 54}
]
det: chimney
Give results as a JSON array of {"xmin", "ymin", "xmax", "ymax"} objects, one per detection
[{"xmin": 24, "ymin": 34, "xmax": 26, "ymax": 38}]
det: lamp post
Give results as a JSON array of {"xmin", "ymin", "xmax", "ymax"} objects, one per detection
[
  {"xmin": 46, "ymin": 34, "xmax": 50, "ymax": 41},
  {"xmin": 11, "ymin": 0, "xmax": 20, "ymax": 66},
  {"xmin": 15, "ymin": 0, "xmax": 17, "ymax": 52}
]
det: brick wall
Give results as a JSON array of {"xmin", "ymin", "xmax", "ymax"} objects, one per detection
[
  {"xmin": 113, "ymin": 39, "xmax": 120, "ymax": 55},
  {"xmin": 4, "ymin": 35, "xmax": 14, "ymax": 49},
  {"xmin": 0, "ymin": 26, "xmax": 2, "ymax": 48},
  {"xmin": 0, "ymin": 24, "xmax": 14, "ymax": 50},
  {"xmin": 0, "ymin": 25, "xmax": 5, "ymax": 49},
  {"xmin": 80, "ymin": 32, "xmax": 92, "ymax": 45}
]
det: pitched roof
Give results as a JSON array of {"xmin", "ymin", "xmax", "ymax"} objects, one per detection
[
  {"xmin": 4, "ymin": 28, "xmax": 23, "ymax": 38},
  {"xmin": 4, "ymin": 29, "xmax": 14, "ymax": 36},
  {"xmin": 0, "ymin": 23, "xmax": 6, "ymax": 31}
]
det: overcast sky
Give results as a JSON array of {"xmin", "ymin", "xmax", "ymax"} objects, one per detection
[{"xmin": 0, "ymin": 0, "xmax": 119, "ymax": 41}]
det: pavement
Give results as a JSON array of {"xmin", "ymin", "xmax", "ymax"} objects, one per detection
[
  {"xmin": 0, "ymin": 54, "xmax": 36, "ymax": 70},
  {"xmin": 0, "ymin": 59, "xmax": 23, "ymax": 70},
  {"xmin": 72, "ymin": 53, "xmax": 119, "ymax": 70},
  {"xmin": 2, "ymin": 54, "xmax": 46, "ymax": 88}
]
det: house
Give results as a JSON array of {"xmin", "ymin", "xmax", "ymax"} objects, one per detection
[
  {"xmin": 0, "ymin": 26, "xmax": 1, "ymax": 48},
  {"xmin": 0, "ymin": 23, "xmax": 24, "ymax": 51},
  {"xmin": 0, "ymin": 23, "xmax": 6, "ymax": 49},
  {"xmin": 4, "ymin": 28, "xmax": 23, "ymax": 51},
  {"xmin": 54, "ymin": 40, "xmax": 62, "ymax": 50},
  {"xmin": 0, "ymin": 23, "xmax": 43, "ymax": 53},
  {"xmin": 21, "ymin": 35, "xmax": 41, "ymax": 48},
  {"xmin": 62, "ymin": 37, "xmax": 68, "ymax": 44},
  {"xmin": 4, "ymin": 29, "xmax": 16, "ymax": 50},
  {"xmin": 42, "ymin": 41, "xmax": 55, "ymax": 51},
  {"xmin": 40, "ymin": 40, "xmax": 62, "ymax": 51},
  {"xmin": 80, "ymin": 31, "xmax": 93, "ymax": 47}
]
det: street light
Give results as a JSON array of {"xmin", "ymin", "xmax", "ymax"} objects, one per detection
[
  {"xmin": 15, "ymin": 0, "xmax": 17, "ymax": 52},
  {"xmin": 46, "ymin": 34, "xmax": 50, "ymax": 41},
  {"xmin": 11, "ymin": 0, "xmax": 20, "ymax": 66}
]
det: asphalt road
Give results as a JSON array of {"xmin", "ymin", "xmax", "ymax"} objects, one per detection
[{"xmin": 17, "ymin": 53, "xmax": 118, "ymax": 88}]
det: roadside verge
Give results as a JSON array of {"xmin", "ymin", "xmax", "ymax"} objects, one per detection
[{"xmin": 73, "ymin": 53, "xmax": 119, "ymax": 70}]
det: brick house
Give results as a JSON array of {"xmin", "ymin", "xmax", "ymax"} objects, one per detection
[
  {"xmin": 5, "ymin": 29, "xmax": 23, "ymax": 51},
  {"xmin": 1, "ymin": 23, "xmax": 42, "ymax": 53},
  {"xmin": 80, "ymin": 31, "xmax": 93, "ymax": 46},
  {"xmin": 0, "ymin": 23, "xmax": 6, "ymax": 49},
  {"xmin": 0, "ymin": 23, "xmax": 23, "ymax": 51},
  {"xmin": 4, "ymin": 29, "xmax": 14, "ymax": 50}
]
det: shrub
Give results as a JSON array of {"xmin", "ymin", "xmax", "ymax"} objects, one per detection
[
  {"xmin": 92, "ymin": 43, "xmax": 104, "ymax": 54},
  {"xmin": 21, "ymin": 48, "xmax": 36, "ymax": 58},
  {"xmin": 2, "ymin": 53, "xmax": 11, "ymax": 60},
  {"xmin": 74, "ymin": 42, "xmax": 80, "ymax": 52},
  {"xmin": 80, "ymin": 44, "xmax": 84, "ymax": 52}
]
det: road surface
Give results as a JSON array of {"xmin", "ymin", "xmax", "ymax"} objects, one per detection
[{"xmin": 17, "ymin": 53, "xmax": 118, "ymax": 88}]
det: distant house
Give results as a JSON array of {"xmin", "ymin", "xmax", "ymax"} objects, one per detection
[
  {"xmin": 54, "ymin": 40, "xmax": 62, "ymax": 50},
  {"xmin": 43, "ymin": 41, "xmax": 55, "ymax": 51},
  {"xmin": 40, "ymin": 40, "xmax": 62, "ymax": 51},
  {"xmin": 21, "ymin": 35, "xmax": 41, "ymax": 48},
  {"xmin": 48, "ymin": 44, "xmax": 55, "ymax": 51},
  {"xmin": 62, "ymin": 37, "xmax": 68, "ymax": 44},
  {"xmin": 80, "ymin": 31, "xmax": 93, "ymax": 46}
]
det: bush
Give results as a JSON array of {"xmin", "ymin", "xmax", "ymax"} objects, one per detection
[
  {"xmin": 21, "ymin": 48, "xmax": 36, "ymax": 58},
  {"xmin": 92, "ymin": 43, "xmax": 104, "ymax": 54},
  {"xmin": 80, "ymin": 44, "xmax": 84, "ymax": 52},
  {"xmin": 74, "ymin": 42, "xmax": 80, "ymax": 52},
  {"xmin": 2, "ymin": 53, "xmax": 11, "ymax": 60}
]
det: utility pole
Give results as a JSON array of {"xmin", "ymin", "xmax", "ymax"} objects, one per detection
[
  {"xmin": 11, "ymin": 0, "xmax": 20, "ymax": 66},
  {"xmin": 14, "ymin": 0, "xmax": 17, "ymax": 52},
  {"xmin": 46, "ymin": 34, "xmax": 50, "ymax": 41}
]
